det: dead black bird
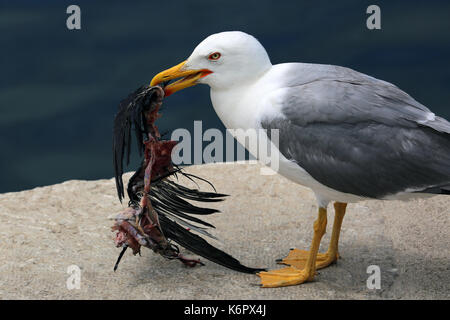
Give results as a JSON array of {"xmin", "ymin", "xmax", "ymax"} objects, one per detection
[{"xmin": 112, "ymin": 84, "xmax": 263, "ymax": 274}]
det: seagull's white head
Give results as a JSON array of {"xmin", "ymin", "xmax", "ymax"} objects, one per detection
[{"xmin": 151, "ymin": 31, "xmax": 272, "ymax": 95}]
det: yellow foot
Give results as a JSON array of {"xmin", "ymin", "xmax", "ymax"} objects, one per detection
[
  {"xmin": 257, "ymin": 266, "xmax": 313, "ymax": 288},
  {"xmin": 278, "ymin": 249, "xmax": 339, "ymax": 270}
]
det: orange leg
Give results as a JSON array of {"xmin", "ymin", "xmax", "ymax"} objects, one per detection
[
  {"xmin": 280, "ymin": 202, "xmax": 347, "ymax": 270},
  {"xmin": 258, "ymin": 207, "xmax": 328, "ymax": 287},
  {"xmin": 257, "ymin": 202, "xmax": 347, "ymax": 288}
]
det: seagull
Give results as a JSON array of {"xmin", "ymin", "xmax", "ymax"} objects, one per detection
[{"xmin": 150, "ymin": 31, "xmax": 450, "ymax": 288}]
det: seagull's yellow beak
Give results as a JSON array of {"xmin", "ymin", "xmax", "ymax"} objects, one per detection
[{"xmin": 150, "ymin": 61, "xmax": 212, "ymax": 96}]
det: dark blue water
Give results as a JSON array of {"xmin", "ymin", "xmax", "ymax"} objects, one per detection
[{"xmin": 1, "ymin": 0, "xmax": 449, "ymax": 193}]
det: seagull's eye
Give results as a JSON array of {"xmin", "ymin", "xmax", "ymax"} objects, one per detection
[{"xmin": 208, "ymin": 52, "xmax": 221, "ymax": 61}]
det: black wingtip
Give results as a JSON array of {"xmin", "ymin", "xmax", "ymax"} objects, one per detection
[
  {"xmin": 114, "ymin": 246, "xmax": 128, "ymax": 272},
  {"xmin": 159, "ymin": 215, "xmax": 265, "ymax": 274}
]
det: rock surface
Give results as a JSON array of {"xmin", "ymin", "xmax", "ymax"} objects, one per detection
[{"xmin": 0, "ymin": 162, "xmax": 449, "ymax": 299}]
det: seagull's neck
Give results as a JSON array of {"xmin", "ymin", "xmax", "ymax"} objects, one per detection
[
  {"xmin": 209, "ymin": 66, "xmax": 275, "ymax": 130},
  {"xmin": 210, "ymin": 85, "xmax": 260, "ymax": 130}
]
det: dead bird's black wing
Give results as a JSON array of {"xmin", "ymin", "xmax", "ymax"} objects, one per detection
[{"xmin": 126, "ymin": 163, "xmax": 264, "ymax": 273}]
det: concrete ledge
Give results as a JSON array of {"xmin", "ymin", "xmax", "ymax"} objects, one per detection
[{"xmin": 0, "ymin": 162, "xmax": 448, "ymax": 299}]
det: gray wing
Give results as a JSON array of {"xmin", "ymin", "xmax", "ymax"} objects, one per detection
[{"xmin": 261, "ymin": 72, "xmax": 450, "ymax": 199}]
